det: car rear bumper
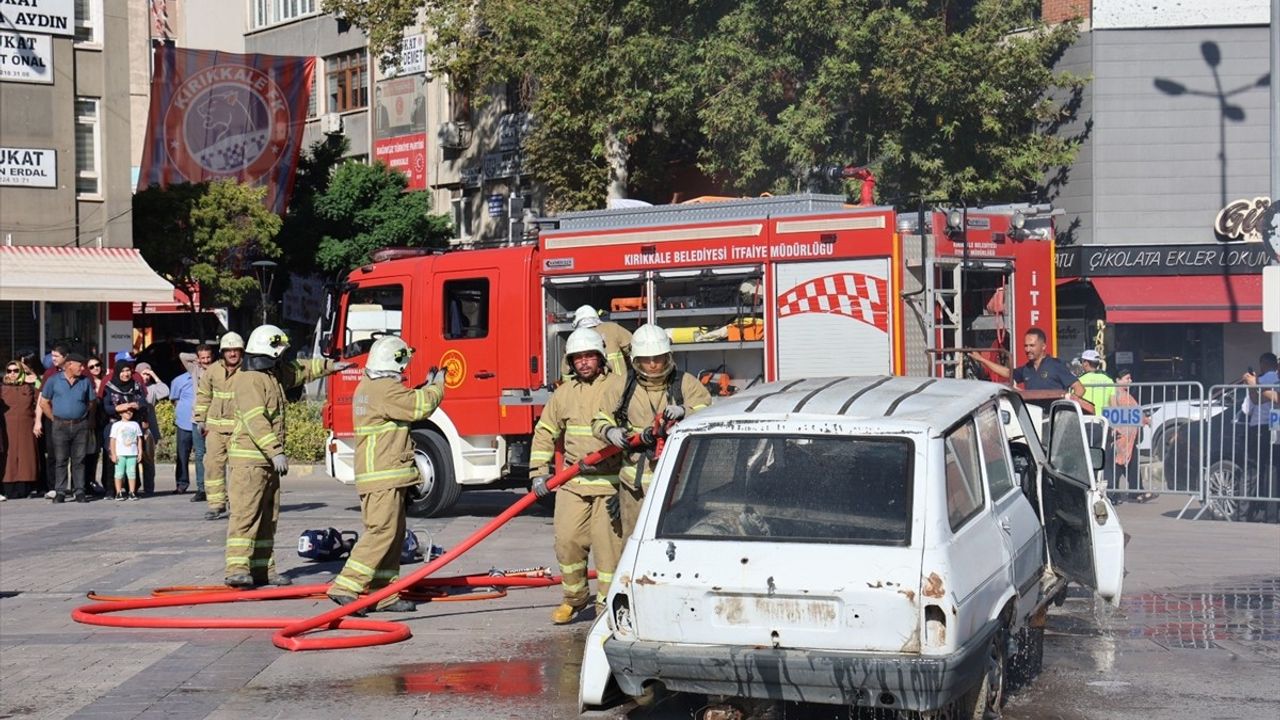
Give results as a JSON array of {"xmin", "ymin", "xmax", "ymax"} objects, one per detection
[{"xmin": 602, "ymin": 619, "xmax": 997, "ymax": 711}]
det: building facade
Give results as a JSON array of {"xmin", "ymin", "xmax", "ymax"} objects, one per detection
[
  {"xmin": 0, "ymin": 0, "xmax": 172, "ymax": 366},
  {"xmin": 1044, "ymin": 0, "xmax": 1275, "ymax": 385}
]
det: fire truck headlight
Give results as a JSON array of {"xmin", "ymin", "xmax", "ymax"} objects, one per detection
[
  {"xmin": 1011, "ymin": 211, "xmax": 1027, "ymax": 230},
  {"xmin": 946, "ymin": 209, "xmax": 964, "ymax": 233}
]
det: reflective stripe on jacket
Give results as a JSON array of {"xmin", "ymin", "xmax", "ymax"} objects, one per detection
[
  {"xmin": 193, "ymin": 361, "xmax": 237, "ymax": 433},
  {"xmin": 593, "ymin": 372, "xmax": 710, "ymax": 489},
  {"xmin": 227, "ymin": 370, "xmax": 286, "ymax": 467},
  {"xmin": 353, "ymin": 377, "xmax": 444, "ymax": 493},
  {"xmin": 531, "ymin": 370, "xmax": 625, "ymax": 496}
]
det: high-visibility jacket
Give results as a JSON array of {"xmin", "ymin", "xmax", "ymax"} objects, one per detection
[
  {"xmin": 353, "ymin": 376, "xmax": 444, "ymax": 494},
  {"xmin": 1079, "ymin": 370, "xmax": 1115, "ymax": 415},
  {"xmin": 531, "ymin": 370, "xmax": 625, "ymax": 495},
  {"xmin": 593, "ymin": 372, "xmax": 711, "ymax": 489},
  {"xmin": 193, "ymin": 361, "xmax": 238, "ymax": 435},
  {"xmin": 227, "ymin": 370, "xmax": 286, "ymax": 468},
  {"xmin": 561, "ymin": 322, "xmax": 633, "ymax": 380}
]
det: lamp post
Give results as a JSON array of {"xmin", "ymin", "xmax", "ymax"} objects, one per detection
[{"xmin": 251, "ymin": 260, "xmax": 278, "ymax": 326}]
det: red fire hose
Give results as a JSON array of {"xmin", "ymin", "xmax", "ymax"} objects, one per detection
[{"xmin": 72, "ymin": 442, "xmax": 630, "ymax": 652}]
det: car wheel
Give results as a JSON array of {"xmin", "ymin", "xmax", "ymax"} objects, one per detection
[
  {"xmin": 1007, "ymin": 626, "xmax": 1044, "ymax": 691},
  {"xmin": 407, "ymin": 429, "xmax": 461, "ymax": 517},
  {"xmin": 958, "ymin": 623, "xmax": 1008, "ymax": 719},
  {"xmin": 1205, "ymin": 460, "xmax": 1257, "ymax": 521}
]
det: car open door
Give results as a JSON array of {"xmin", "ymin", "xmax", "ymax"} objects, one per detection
[{"xmin": 1043, "ymin": 401, "xmax": 1125, "ymax": 606}]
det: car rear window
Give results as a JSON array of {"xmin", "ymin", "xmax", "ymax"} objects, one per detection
[{"xmin": 656, "ymin": 434, "xmax": 913, "ymax": 545}]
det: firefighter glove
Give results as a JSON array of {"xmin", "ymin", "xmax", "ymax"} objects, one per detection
[
  {"xmin": 605, "ymin": 427, "xmax": 630, "ymax": 448},
  {"xmin": 662, "ymin": 405, "xmax": 686, "ymax": 421},
  {"xmin": 333, "ymin": 361, "xmax": 355, "ymax": 373},
  {"xmin": 531, "ymin": 475, "xmax": 552, "ymax": 498},
  {"xmin": 639, "ymin": 427, "xmax": 658, "ymax": 447},
  {"xmin": 272, "ymin": 453, "xmax": 289, "ymax": 476},
  {"xmin": 430, "ymin": 369, "xmax": 447, "ymax": 389},
  {"xmin": 606, "ymin": 493, "xmax": 621, "ymax": 522}
]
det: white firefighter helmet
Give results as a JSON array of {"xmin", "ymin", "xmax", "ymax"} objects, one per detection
[
  {"xmin": 572, "ymin": 305, "xmax": 602, "ymax": 329},
  {"xmin": 218, "ymin": 332, "xmax": 245, "ymax": 351},
  {"xmin": 245, "ymin": 324, "xmax": 290, "ymax": 358},
  {"xmin": 630, "ymin": 323, "xmax": 674, "ymax": 380},
  {"xmin": 366, "ymin": 335, "xmax": 414, "ymax": 373},
  {"xmin": 565, "ymin": 327, "xmax": 606, "ymax": 360}
]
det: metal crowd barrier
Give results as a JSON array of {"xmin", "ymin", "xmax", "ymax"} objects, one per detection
[{"xmin": 1193, "ymin": 384, "xmax": 1280, "ymax": 522}]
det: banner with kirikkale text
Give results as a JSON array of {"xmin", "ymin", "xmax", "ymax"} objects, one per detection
[{"xmin": 137, "ymin": 44, "xmax": 315, "ymax": 214}]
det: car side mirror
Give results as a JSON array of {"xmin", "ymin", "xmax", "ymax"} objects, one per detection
[{"xmin": 1089, "ymin": 446, "xmax": 1105, "ymax": 472}]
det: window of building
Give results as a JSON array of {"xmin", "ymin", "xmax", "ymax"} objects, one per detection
[
  {"xmin": 449, "ymin": 80, "xmax": 472, "ymax": 124},
  {"xmin": 252, "ymin": 0, "xmax": 318, "ymax": 30},
  {"xmin": 75, "ymin": 98, "xmax": 101, "ymax": 198},
  {"xmin": 326, "ymin": 50, "xmax": 369, "ymax": 113},
  {"xmin": 944, "ymin": 420, "xmax": 985, "ymax": 531},
  {"xmin": 443, "ymin": 279, "xmax": 489, "ymax": 340},
  {"xmin": 307, "ymin": 72, "xmax": 317, "ymax": 118},
  {"xmin": 75, "ymin": 0, "xmax": 102, "ymax": 44}
]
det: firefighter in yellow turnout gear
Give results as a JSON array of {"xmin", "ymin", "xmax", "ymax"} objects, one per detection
[
  {"xmin": 532, "ymin": 327, "xmax": 626, "ymax": 624},
  {"xmin": 327, "ymin": 336, "xmax": 444, "ymax": 615},
  {"xmin": 221, "ymin": 326, "xmax": 348, "ymax": 588},
  {"xmin": 594, "ymin": 323, "xmax": 711, "ymax": 538},
  {"xmin": 193, "ymin": 332, "xmax": 245, "ymax": 521},
  {"xmin": 560, "ymin": 305, "xmax": 632, "ymax": 380}
]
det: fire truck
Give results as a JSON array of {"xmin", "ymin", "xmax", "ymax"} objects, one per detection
[{"xmin": 322, "ymin": 193, "xmax": 1059, "ymax": 516}]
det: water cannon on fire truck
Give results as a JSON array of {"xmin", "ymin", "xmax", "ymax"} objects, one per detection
[{"xmin": 319, "ymin": 189, "xmax": 1061, "ymax": 517}]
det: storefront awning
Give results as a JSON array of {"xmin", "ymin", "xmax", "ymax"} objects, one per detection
[
  {"xmin": 0, "ymin": 246, "xmax": 175, "ymax": 303},
  {"xmin": 1091, "ymin": 275, "xmax": 1263, "ymax": 324}
]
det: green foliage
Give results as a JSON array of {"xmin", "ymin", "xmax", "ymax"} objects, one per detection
[
  {"xmin": 328, "ymin": 0, "xmax": 1084, "ymax": 209},
  {"xmin": 278, "ymin": 134, "xmax": 351, "ymax": 274},
  {"xmin": 153, "ymin": 399, "xmax": 177, "ymax": 462},
  {"xmin": 313, "ymin": 161, "xmax": 453, "ymax": 273},
  {"xmin": 134, "ymin": 179, "xmax": 284, "ymax": 310},
  {"xmin": 284, "ymin": 401, "xmax": 327, "ymax": 462}
]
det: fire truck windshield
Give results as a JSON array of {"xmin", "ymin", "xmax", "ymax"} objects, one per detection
[{"xmin": 341, "ymin": 284, "xmax": 405, "ymax": 358}]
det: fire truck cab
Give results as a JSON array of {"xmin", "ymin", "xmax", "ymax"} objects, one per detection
[{"xmin": 323, "ymin": 194, "xmax": 1058, "ymax": 516}]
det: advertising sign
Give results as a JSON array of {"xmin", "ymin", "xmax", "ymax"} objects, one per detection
[
  {"xmin": 0, "ymin": 30, "xmax": 51, "ymax": 83},
  {"xmin": 0, "ymin": 146, "xmax": 56, "ymax": 187},
  {"xmin": 382, "ymin": 33, "xmax": 425, "ymax": 77},
  {"xmin": 373, "ymin": 134, "xmax": 427, "ymax": 190},
  {"xmin": 374, "ymin": 75, "xmax": 426, "ymax": 139},
  {"xmin": 0, "ymin": 0, "xmax": 74, "ymax": 37}
]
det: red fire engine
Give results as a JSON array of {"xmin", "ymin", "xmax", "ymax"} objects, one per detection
[{"xmin": 322, "ymin": 193, "xmax": 1059, "ymax": 516}]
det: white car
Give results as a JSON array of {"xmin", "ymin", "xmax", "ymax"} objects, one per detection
[{"xmin": 580, "ymin": 376, "xmax": 1124, "ymax": 717}]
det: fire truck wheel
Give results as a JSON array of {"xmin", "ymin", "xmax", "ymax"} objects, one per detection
[{"xmin": 408, "ymin": 429, "xmax": 461, "ymax": 517}]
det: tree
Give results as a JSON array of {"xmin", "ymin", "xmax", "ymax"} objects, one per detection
[
  {"xmin": 133, "ymin": 179, "xmax": 283, "ymax": 326},
  {"xmin": 278, "ymin": 134, "xmax": 350, "ymax": 274},
  {"xmin": 326, "ymin": 0, "xmax": 1083, "ymax": 209},
  {"xmin": 313, "ymin": 161, "xmax": 452, "ymax": 273}
]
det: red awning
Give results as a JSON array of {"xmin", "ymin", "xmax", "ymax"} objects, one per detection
[{"xmin": 1091, "ymin": 275, "xmax": 1263, "ymax": 324}]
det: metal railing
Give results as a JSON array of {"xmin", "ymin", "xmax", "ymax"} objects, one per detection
[{"xmin": 1194, "ymin": 385, "xmax": 1279, "ymax": 522}]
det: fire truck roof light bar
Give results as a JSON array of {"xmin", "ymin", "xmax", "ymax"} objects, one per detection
[{"xmin": 543, "ymin": 224, "xmax": 764, "ymax": 250}]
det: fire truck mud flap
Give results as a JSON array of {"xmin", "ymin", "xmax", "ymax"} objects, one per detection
[{"xmin": 601, "ymin": 618, "xmax": 998, "ymax": 712}]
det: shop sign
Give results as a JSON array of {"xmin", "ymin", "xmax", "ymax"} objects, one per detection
[
  {"xmin": 1213, "ymin": 196, "xmax": 1272, "ymax": 244},
  {"xmin": 0, "ymin": 146, "xmax": 55, "ymax": 187},
  {"xmin": 0, "ymin": 0, "xmax": 74, "ymax": 37},
  {"xmin": 488, "ymin": 194, "xmax": 506, "ymax": 217},
  {"xmin": 1056, "ymin": 243, "xmax": 1272, "ymax": 278},
  {"xmin": 373, "ymin": 133, "xmax": 427, "ymax": 190},
  {"xmin": 0, "ymin": 30, "xmax": 51, "ymax": 83},
  {"xmin": 382, "ymin": 33, "xmax": 425, "ymax": 77}
]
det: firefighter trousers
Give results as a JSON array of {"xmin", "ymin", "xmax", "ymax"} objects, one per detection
[
  {"xmin": 224, "ymin": 465, "xmax": 280, "ymax": 581},
  {"xmin": 203, "ymin": 431, "xmax": 231, "ymax": 510},
  {"xmin": 328, "ymin": 486, "xmax": 409, "ymax": 609},
  {"xmin": 553, "ymin": 483, "xmax": 623, "ymax": 608},
  {"xmin": 618, "ymin": 478, "xmax": 646, "ymax": 543}
]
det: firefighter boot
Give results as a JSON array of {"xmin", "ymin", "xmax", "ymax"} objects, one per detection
[
  {"xmin": 204, "ymin": 506, "xmax": 227, "ymax": 521},
  {"xmin": 225, "ymin": 573, "xmax": 254, "ymax": 589},
  {"xmin": 551, "ymin": 601, "xmax": 589, "ymax": 625},
  {"xmin": 327, "ymin": 593, "xmax": 368, "ymax": 617},
  {"xmin": 376, "ymin": 598, "xmax": 417, "ymax": 613},
  {"xmin": 259, "ymin": 573, "xmax": 293, "ymax": 587}
]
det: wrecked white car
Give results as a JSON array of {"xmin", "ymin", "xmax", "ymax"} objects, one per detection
[{"xmin": 580, "ymin": 376, "xmax": 1124, "ymax": 717}]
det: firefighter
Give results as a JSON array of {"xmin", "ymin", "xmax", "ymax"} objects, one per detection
[
  {"xmin": 531, "ymin": 327, "xmax": 626, "ymax": 624},
  {"xmin": 327, "ymin": 336, "xmax": 445, "ymax": 614},
  {"xmin": 561, "ymin": 305, "xmax": 632, "ymax": 379},
  {"xmin": 223, "ymin": 325, "xmax": 331, "ymax": 588},
  {"xmin": 193, "ymin": 332, "xmax": 245, "ymax": 521},
  {"xmin": 594, "ymin": 323, "xmax": 711, "ymax": 538}
]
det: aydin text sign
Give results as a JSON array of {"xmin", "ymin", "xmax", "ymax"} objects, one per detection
[
  {"xmin": 0, "ymin": 0, "xmax": 75, "ymax": 38},
  {"xmin": 0, "ymin": 146, "xmax": 56, "ymax": 187},
  {"xmin": 0, "ymin": 30, "xmax": 52, "ymax": 83}
]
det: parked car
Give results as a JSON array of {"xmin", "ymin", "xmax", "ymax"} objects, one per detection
[
  {"xmin": 1161, "ymin": 402, "xmax": 1278, "ymax": 521},
  {"xmin": 580, "ymin": 376, "xmax": 1124, "ymax": 717},
  {"xmin": 1138, "ymin": 395, "xmax": 1229, "ymax": 456}
]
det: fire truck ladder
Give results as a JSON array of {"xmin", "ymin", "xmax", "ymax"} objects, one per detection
[{"xmin": 925, "ymin": 258, "xmax": 966, "ymax": 378}]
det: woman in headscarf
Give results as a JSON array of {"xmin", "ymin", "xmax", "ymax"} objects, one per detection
[
  {"xmin": 102, "ymin": 361, "xmax": 150, "ymax": 497},
  {"xmin": 1, "ymin": 359, "xmax": 41, "ymax": 499}
]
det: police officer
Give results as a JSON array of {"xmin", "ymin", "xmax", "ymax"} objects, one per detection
[
  {"xmin": 193, "ymin": 332, "xmax": 244, "ymax": 520},
  {"xmin": 594, "ymin": 323, "xmax": 710, "ymax": 539},
  {"xmin": 327, "ymin": 336, "xmax": 444, "ymax": 615},
  {"xmin": 532, "ymin": 327, "xmax": 626, "ymax": 624},
  {"xmin": 561, "ymin": 305, "xmax": 632, "ymax": 379},
  {"xmin": 222, "ymin": 325, "xmax": 349, "ymax": 588}
]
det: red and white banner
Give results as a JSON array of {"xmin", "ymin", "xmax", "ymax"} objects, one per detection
[
  {"xmin": 374, "ymin": 134, "xmax": 428, "ymax": 190},
  {"xmin": 136, "ymin": 44, "xmax": 315, "ymax": 214}
]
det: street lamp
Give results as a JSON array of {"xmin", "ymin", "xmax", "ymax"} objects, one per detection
[{"xmin": 251, "ymin": 260, "xmax": 278, "ymax": 326}]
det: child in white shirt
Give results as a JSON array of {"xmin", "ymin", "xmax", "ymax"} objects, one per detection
[{"xmin": 110, "ymin": 407, "xmax": 144, "ymax": 501}]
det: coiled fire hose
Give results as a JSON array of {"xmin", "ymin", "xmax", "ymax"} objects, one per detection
[{"xmin": 72, "ymin": 437, "xmax": 647, "ymax": 652}]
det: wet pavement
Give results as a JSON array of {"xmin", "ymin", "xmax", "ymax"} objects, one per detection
[{"xmin": 1, "ymin": 472, "xmax": 1277, "ymax": 719}]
